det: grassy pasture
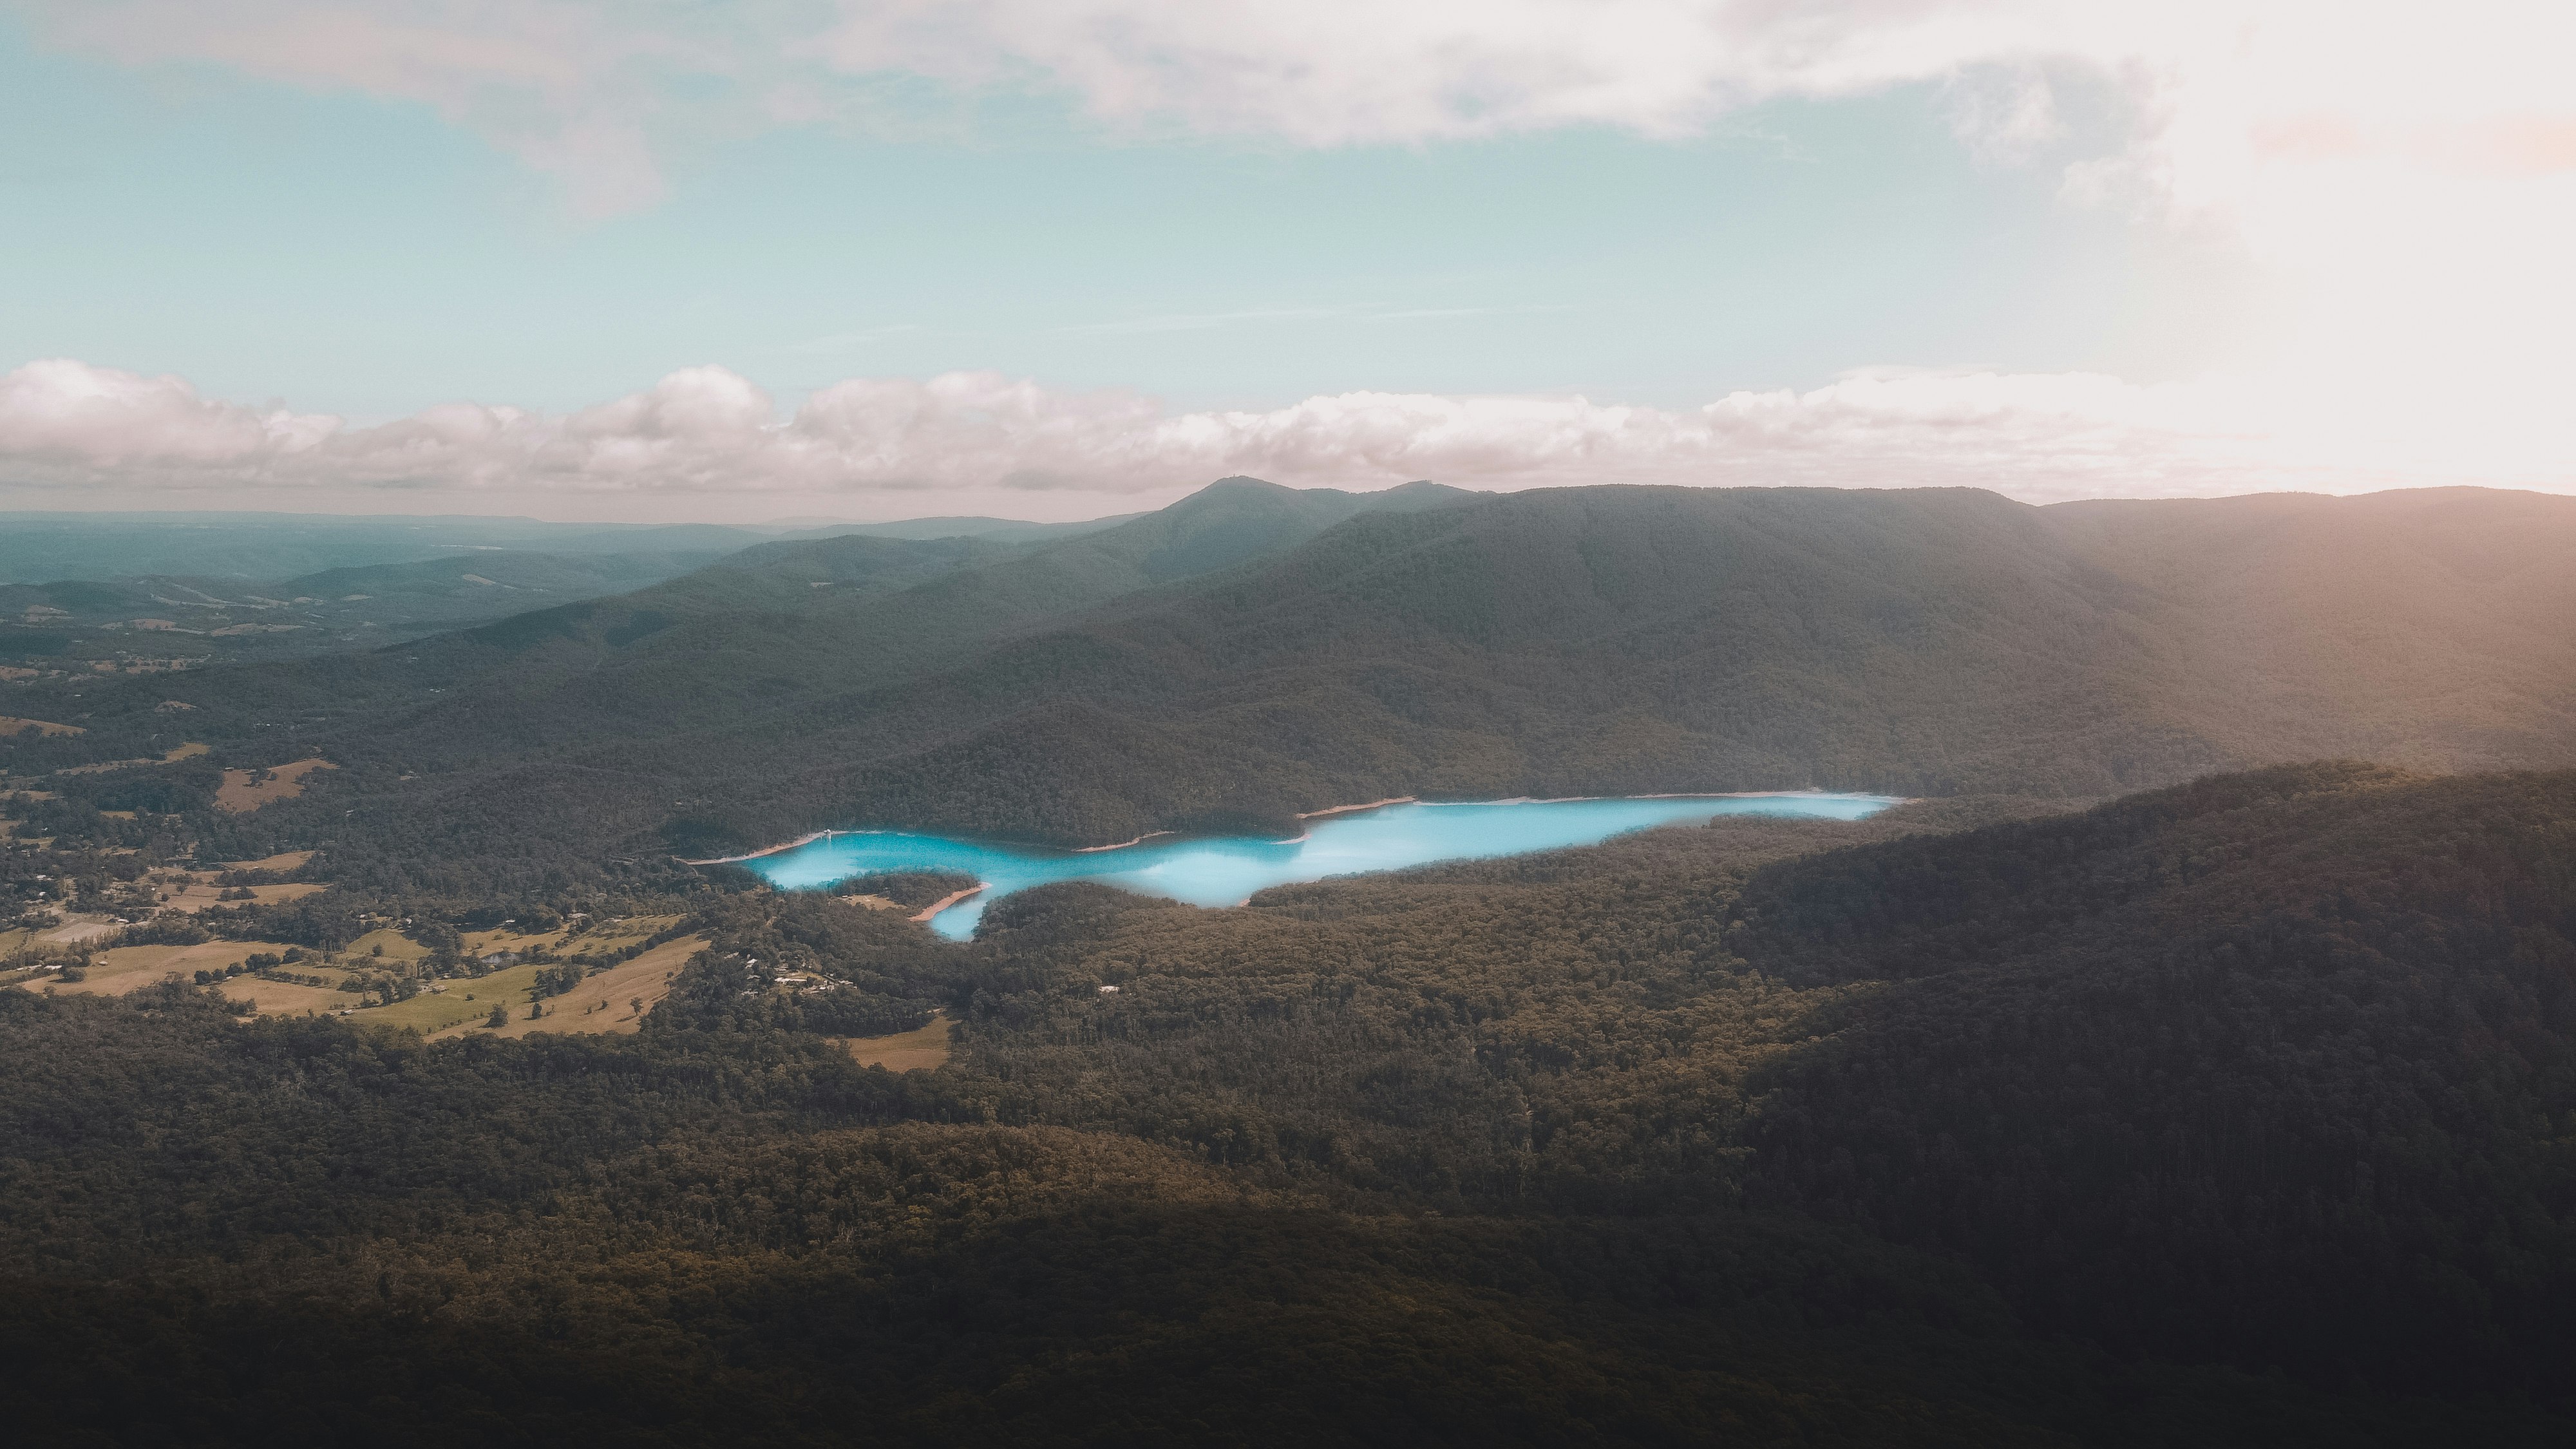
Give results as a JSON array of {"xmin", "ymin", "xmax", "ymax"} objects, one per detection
[
  {"xmin": 222, "ymin": 849, "xmax": 314, "ymax": 873},
  {"xmin": 459, "ymin": 925, "xmax": 567, "ymax": 958},
  {"xmin": 370, "ymin": 966, "xmax": 543, "ymax": 1035},
  {"xmin": 37, "ymin": 916, "xmax": 122, "ymax": 945},
  {"xmin": 457, "ymin": 913, "xmax": 684, "ymax": 959},
  {"xmin": 214, "ymin": 759, "xmax": 337, "ymax": 812},
  {"xmin": 221, "ymin": 976, "xmax": 350, "ymax": 1016},
  {"xmin": 155, "ymin": 878, "xmax": 325, "ymax": 912},
  {"xmin": 423, "ymin": 933, "xmax": 704, "ymax": 1040},
  {"xmin": 340, "ymin": 927, "xmax": 430, "ymax": 964},
  {"xmin": 838, "ymin": 1012, "xmax": 956, "ymax": 1072},
  {"xmin": 20, "ymin": 939, "xmax": 308, "ymax": 998}
]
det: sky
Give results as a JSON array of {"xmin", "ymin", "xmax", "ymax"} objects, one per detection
[{"xmin": 0, "ymin": 1, "xmax": 2569, "ymax": 523}]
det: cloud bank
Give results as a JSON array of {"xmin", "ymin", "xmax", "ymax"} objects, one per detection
[{"xmin": 4, "ymin": 357, "xmax": 2553, "ymax": 521}]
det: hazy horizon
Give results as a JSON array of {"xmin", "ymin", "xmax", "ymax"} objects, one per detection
[{"xmin": 2, "ymin": 476, "xmax": 2567, "ymax": 532}]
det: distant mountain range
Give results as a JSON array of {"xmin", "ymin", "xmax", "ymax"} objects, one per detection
[
  {"xmin": 27, "ymin": 478, "xmax": 2576, "ymax": 886},
  {"xmin": 0, "ymin": 507, "xmax": 1130, "ymax": 585}
]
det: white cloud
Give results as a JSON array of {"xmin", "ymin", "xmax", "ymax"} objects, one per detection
[
  {"xmin": 802, "ymin": 0, "xmax": 2056, "ymax": 146},
  {"xmin": 3, "ymin": 357, "xmax": 2557, "ymax": 520},
  {"xmin": 0, "ymin": 358, "xmax": 340, "ymax": 465},
  {"xmin": 25, "ymin": 4, "xmax": 2571, "ymax": 207}
]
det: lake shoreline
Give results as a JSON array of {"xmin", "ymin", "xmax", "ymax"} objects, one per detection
[
  {"xmin": 690, "ymin": 789, "xmax": 1907, "ymax": 868},
  {"xmin": 907, "ymin": 885, "xmax": 985, "ymax": 923},
  {"xmin": 745, "ymin": 792, "xmax": 1908, "ymax": 945}
]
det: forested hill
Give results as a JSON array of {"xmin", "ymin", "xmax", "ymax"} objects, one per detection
[
  {"xmin": 1725, "ymin": 761, "xmax": 2576, "ymax": 1397},
  {"xmin": 24, "ymin": 481, "xmax": 2576, "ymax": 887},
  {"xmin": 794, "ymin": 484, "xmax": 2576, "ymax": 844},
  {"xmin": 5, "ymin": 764, "xmax": 2571, "ymax": 1441}
]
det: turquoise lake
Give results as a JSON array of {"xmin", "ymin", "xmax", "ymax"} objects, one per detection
[{"xmin": 747, "ymin": 793, "xmax": 1901, "ymax": 940}]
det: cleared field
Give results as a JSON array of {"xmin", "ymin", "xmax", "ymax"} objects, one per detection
[
  {"xmin": 369, "ymin": 966, "xmax": 541, "ymax": 1034},
  {"xmin": 223, "ymin": 849, "xmax": 314, "ymax": 873},
  {"xmin": 38, "ymin": 916, "xmax": 124, "ymax": 945},
  {"xmin": 0, "ymin": 717, "xmax": 82, "ymax": 737},
  {"xmin": 156, "ymin": 879, "xmax": 325, "ymax": 912},
  {"xmin": 838, "ymin": 1012, "xmax": 956, "ymax": 1072},
  {"xmin": 21, "ymin": 938, "xmax": 308, "ymax": 998},
  {"xmin": 223, "ymin": 976, "xmax": 355, "ymax": 1016},
  {"xmin": 214, "ymin": 759, "xmax": 337, "ymax": 812},
  {"xmin": 424, "ymin": 934, "xmax": 705, "ymax": 1040},
  {"xmin": 457, "ymin": 913, "xmax": 685, "ymax": 960},
  {"xmin": 341, "ymin": 927, "xmax": 431, "ymax": 964},
  {"xmin": 459, "ymin": 925, "xmax": 571, "ymax": 958}
]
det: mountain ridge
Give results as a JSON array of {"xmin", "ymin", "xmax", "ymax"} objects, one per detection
[{"xmin": 26, "ymin": 480, "xmax": 2576, "ymax": 884}]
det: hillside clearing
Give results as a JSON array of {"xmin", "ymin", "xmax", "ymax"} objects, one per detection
[
  {"xmin": 225, "ymin": 976, "xmax": 357, "ymax": 1016},
  {"xmin": 154, "ymin": 878, "xmax": 325, "ymax": 911},
  {"xmin": 424, "ymin": 933, "xmax": 704, "ymax": 1040},
  {"xmin": 839, "ymin": 1011, "xmax": 956, "ymax": 1072},
  {"xmin": 222, "ymin": 849, "xmax": 314, "ymax": 872},
  {"xmin": 214, "ymin": 759, "xmax": 337, "ymax": 812},
  {"xmin": 19, "ymin": 939, "xmax": 307, "ymax": 998}
]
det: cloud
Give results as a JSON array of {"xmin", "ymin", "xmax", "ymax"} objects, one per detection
[
  {"xmin": 5, "ymin": 357, "xmax": 2558, "ymax": 519},
  {"xmin": 24, "ymin": 4, "xmax": 2571, "ymax": 212},
  {"xmin": 801, "ymin": 0, "xmax": 2048, "ymax": 146},
  {"xmin": 0, "ymin": 358, "xmax": 339, "ymax": 465}
]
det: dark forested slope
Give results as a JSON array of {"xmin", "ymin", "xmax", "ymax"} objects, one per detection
[
  {"xmin": 4, "ymin": 765, "xmax": 2571, "ymax": 1443},
  {"xmin": 926, "ymin": 762, "xmax": 2576, "ymax": 1408},
  {"xmin": 1728, "ymin": 761, "xmax": 2576, "ymax": 1397}
]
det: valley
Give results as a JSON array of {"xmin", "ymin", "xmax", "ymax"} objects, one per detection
[{"xmin": 17, "ymin": 13, "xmax": 2561, "ymax": 1435}]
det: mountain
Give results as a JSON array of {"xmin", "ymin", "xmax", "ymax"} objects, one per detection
[
  {"xmin": 618, "ymin": 482, "xmax": 2576, "ymax": 851},
  {"xmin": 22, "ymin": 481, "xmax": 2576, "ymax": 884},
  {"xmin": 0, "ymin": 506, "xmax": 1142, "ymax": 585},
  {"xmin": 807, "ymin": 513, "xmax": 1144, "ymax": 542}
]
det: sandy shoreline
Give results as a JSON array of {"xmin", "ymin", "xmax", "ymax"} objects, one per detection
[
  {"xmin": 1073, "ymin": 831, "xmax": 1173, "ymax": 853},
  {"xmin": 908, "ymin": 886, "xmax": 985, "ymax": 923},
  {"xmin": 1297, "ymin": 796, "xmax": 1416, "ymax": 820},
  {"xmin": 676, "ymin": 829, "xmax": 836, "ymax": 866},
  {"xmin": 1459, "ymin": 789, "xmax": 1908, "ymax": 807}
]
